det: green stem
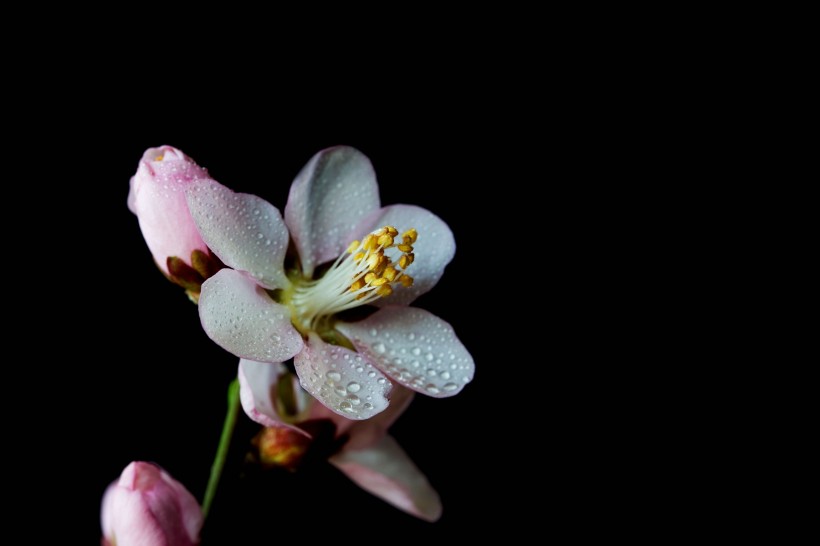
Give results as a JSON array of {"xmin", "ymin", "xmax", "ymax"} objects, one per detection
[{"xmin": 202, "ymin": 377, "xmax": 241, "ymax": 521}]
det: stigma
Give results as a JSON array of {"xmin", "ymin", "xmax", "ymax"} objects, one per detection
[{"xmin": 288, "ymin": 225, "xmax": 416, "ymax": 332}]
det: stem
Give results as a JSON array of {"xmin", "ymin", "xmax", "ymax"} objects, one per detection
[{"xmin": 202, "ymin": 377, "xmax": 241, "ymax": 521}]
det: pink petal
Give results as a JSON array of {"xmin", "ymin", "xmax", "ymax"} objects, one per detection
[
  {"xmin": 336, "ymin": 306, "xmax": 474, "ymax": 398},
  {"xmin": 238, "ymin": 359, "xmax": 311, "ymax": 436},
  {"xmin": 185, "ymin": 178, "xmax": 290, "ymax": 289},
  {"xmin": 294, "ymin": 333, "xmax": 391, "ymax": 420},
  {"xmin": 199, "ymin": 269, "xmax": 303, "ymax": 363},
  {"xmin": 101, "ymin": 462, "xmax": 202, "ymax": 546},
  {"xmin": 331, "ymin": 435, "xmax": 442, "ymax": 522},
  {"xmin": 128, "ymin": 146, "xmax": 211, "ymax": 275},
  {"xmin": 349, "ymin": 204, "xmax": 455, "ymax": 306},
  {"xmin": 344, "ymin": 385, "xmax": 415, "ymax": 451},
  {"xmin": 284, "ymin": 146, "xmax": 381, "ymax": 278}
]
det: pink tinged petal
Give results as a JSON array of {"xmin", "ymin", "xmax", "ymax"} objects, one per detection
[
  {"xmin": 351, "ymin": 204, "xmax": 455, "ymax": 306},
  {"xmin": 294, "ymin": 333, "xmax": 392, "ymax": 420},
  {"xmin": 284, "ymin": 146, "xmax": 381, "ymax": 278},
  {"xmin": 128, "ymin": 146, "xmax": 211, "ymax": 275},
  {"xmin": 199, "ymin": 269, "xmax": 303, "ymax": 363},
  {"xmin": 331, "ymin": 435, "xmax": 442, "ymax": 522},
  {"xmin": 344, "ymin": 385, "xmax": 415, "ymax": 451},
  {"xmin": 336, "ymin": 306, "xmax": 474, "ymax": 398},
  {"xmin": 185, "ymin": 178, "xmax": 290, "ymax": 290},
  {"xmin": 101, "ymin": 461, "xmax": 202, "ymax": 546},
  {"xmin": 238, "ymin": 359, "xmax": 311, "ymax": 436}
]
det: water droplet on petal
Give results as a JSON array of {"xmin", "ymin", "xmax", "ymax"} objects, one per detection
[
  {"xmin": 326, "ymin": 371, "xmax": 341, "ymax": 382},
  {"xmin": 373, "ymin": 343, "xmax": 386, "ymax": 354},
  {"xmin": 426, "ymin": 384, "xmax": 441, "ymax": 394},
  {"xmin": 443, "ymin": 382, "xmax": 458, "ymax": 391},
  {"xmin": 347, "ymin": 381, "xmax": 361, "ymax": 393}
]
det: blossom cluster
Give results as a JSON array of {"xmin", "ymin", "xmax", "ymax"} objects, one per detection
[{"xmin": 104, "ymin": 145, "xmax": 474, "ymax": 544}]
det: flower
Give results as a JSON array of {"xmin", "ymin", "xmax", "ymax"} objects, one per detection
[
  {"xmin": 101, "ymin": 461, "xmax": 202, "ymax": 546},
  {"xmin": 240, "ymin": 358, "xmax": 442, "ymax": 521},
  {"xmin": 128, "ymin": 145, "xmax": 222, "ymax": 297},
  {"xmin": 184, "ymin": 146, "xmax": 475, "ymax": 419}
]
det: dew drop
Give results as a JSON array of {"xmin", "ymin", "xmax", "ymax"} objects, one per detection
[
  {"xmin": 443, "ymin": 382, "xmax": 458, "ymax": 391},
  {"xmin": 346, "ymin": 394, "xmax": 361, "ymax": 405},
  {"xmin": 373, "ymin": 343, "xmax": 386, "ymax": 354},
  {"xmin": 411, "ymin": 347, "xmax": 421, "ymax": 356},
  {"xmin": 363, "ymin": 403, "xmax": 373, "ymax": 410},
  {"xmin": 426, "ymin": 384, "xmax": 441, "ymax": 394},
  {"xmin": 440, "ymin": 371, "xmax": 451, "ymax": 380},
  {"xmin": 377, "ymin": 377, "xmax": 386, "ymax": 385},
  {"xmin": 347, "ymin": 381, "xmax": 361, "ymax": 393},
  {"xmin": 340, "ymin": 401, "xmax": 354, "ymax": 412},
  {"xmin": 427, "ymin": 369, "xmax": 437, "ymax": 377},
  {"xmin": 326, "ymin": 371, "xmax": 341, "ymax": 382},
  {"xmin": 368, "ymin": 371, "xmax": 377, "ymax": 378},
  {"xmin": 370, "ymin": 328, "xmax": 378, "ymax": 337},
  {"xmin": 408, "ymin": 332, "xmax": 416, "ymax": 340}
]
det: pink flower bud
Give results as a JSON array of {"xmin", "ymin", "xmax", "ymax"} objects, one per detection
[
  {"xmin": 127, "ymin": 146, "xmax": 211, "ymax": 276},
  {"xmin": 101, "ymin": 461, "xmax": 202, "ymax": 546}
]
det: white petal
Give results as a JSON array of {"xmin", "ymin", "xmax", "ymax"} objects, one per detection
[
  {"xmin": 186, "ymin": 178, "xmax": 290, "ymax": 289},
  {"xmin": 238, "ymin": 359, "xmax": 311, "ymax": 435},
  {"xmin": 199, "ymin": 269, "xmax": 303, "ymax": 362},
  {"xmin": 294, "ymin": 333, "xmax": 391, "ymax": 420},
  {"xmin": 284, "ymin": 146, "xmax": 381, "ymax": 278},
  {"xmin": 349, "ymin": 204, "xmax": 455, "ymax": 306},
  {"xmin": 336, "ymin": 306, "xmax": 474, "ymax": 398},
  {"xmin": 331, "ymin": 435, "xmax": 442, "ymax": 522}
]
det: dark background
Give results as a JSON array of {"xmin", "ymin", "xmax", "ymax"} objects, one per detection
[{"xmin": 26, "ymin": 107, "xmax": 554, "ymax": 542}]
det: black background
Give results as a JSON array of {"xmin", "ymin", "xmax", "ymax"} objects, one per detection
[{"xmin": 28, "ymin": 105, "xmax": 552, "ymax": 543}]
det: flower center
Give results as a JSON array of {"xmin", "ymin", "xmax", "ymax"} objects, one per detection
[{"xmin": 288, "ymin": 225, "xmax": 416, "ymax": 333}]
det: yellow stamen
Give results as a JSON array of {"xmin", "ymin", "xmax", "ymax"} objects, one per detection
[
  {"xmin": 398, "ymin": 243, "xmax": 413, "ymax": 253},
  {"xmin": 377, "ymin": 233, "xmax": 394, "ymax": 247},
  {"xmin": 347, "ymin": 241, "xmax": 360, "ymax": 254},
  {"xmin": 400, "ymin": 275, "xmax": 414, "ymax": 287},
  {"xmin": 383, "ymin": 266, "xmax": 397, "ymax": 282},
  {"xmin": 377, "ymin": 285, "xmax": 393, "ymax": 297},
  {"xmin": 402, "ymin": 229, "xmax": 417, "ymax": 243}
]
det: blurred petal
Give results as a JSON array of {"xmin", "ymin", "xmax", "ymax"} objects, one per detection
[
  {"xmin": 199, "ymin": 269, "xmax": 303, "ymax": 362},
  {"xmin": 331, "ymin": 435, "xmax": 442, "ymax": 522},
  {"xmin": 294, "ymin": 333, "xmax": 391, "ymax": 420},
  {"xmin": 285, "ymin": 146, "xmax": 381, "ymax": 277},
  {"xmin": 238, "ymin": 359, "xmax": 311, "ymax": 435},
  {"xmin": 186, "ymin": 178, "xmax": 290, "ymax": 289},
  {"xmin": 349, "ymin": 204, "xmax": 455, "ymax": 306},
  {"xmin": 337, "ymin": 306, "xmax": 474, "ymax": 397},
  {"xmin": 344, "ymin": 385, "xmax": 415, "ymax": 451},
  {"xmin": 101, "ymin": 461, "xmax": 202, "ymax": 546}
]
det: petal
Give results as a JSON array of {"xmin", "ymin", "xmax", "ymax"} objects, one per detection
[
  {"xmin": 330, "ymin": 435, "xmax": 442, "ymax": 522},
  {"xmin": 238, "ymin": 359, "xmax": 311, "ymax": 436},
  {"xmin": 103, "ymin": 462, "xmax": 201, "ymax": 546},
  {"xmin": 344, "ymin": 386, "xmax": 415, "ymax": 451},
  {"xmin": 294, "ymin": 333, "xmax": 391, "ymax": 420},
  {"xmin": 186, "ymin": 178, "xmax": 290, "ymax": 289},
  {"xmin": 350, "ymin": 204, "xmax": 455, "ymax": 306},
  {"xmin": 128, "ymin": 146, "xmax": 211, "ymax": 275},
  {"xmin": 336, "ymin": 306, "xmax": 474, "ymax": 398},
  {"xmin": 284, "ymin": 146, "xmax": 381, "ymax": 278},
  {"xmin": 199, "ymin": 269, "xmax": 303, "ymax": 362}
]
